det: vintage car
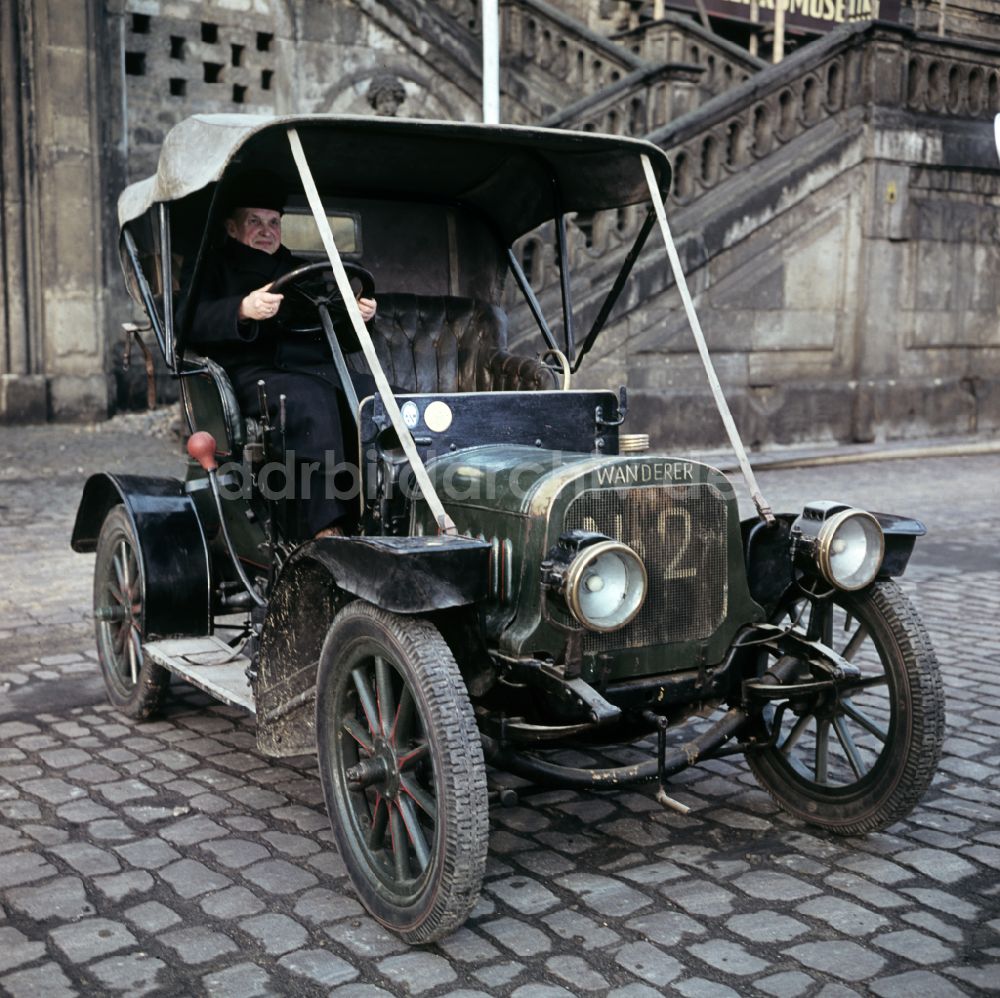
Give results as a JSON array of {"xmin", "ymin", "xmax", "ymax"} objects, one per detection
[{"xmin": 72, "ymin": 114, "xmax": 943, "ymax": 942}]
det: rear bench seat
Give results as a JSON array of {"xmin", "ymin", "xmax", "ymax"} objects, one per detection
[{"xmin": 348, "ymin": 293, "xmax": 557, "ymax": 393}]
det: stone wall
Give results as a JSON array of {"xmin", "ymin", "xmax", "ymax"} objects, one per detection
[
  {"xmin": 0, "ymin": 0, "xmax": 114, "ymax": 421},
  {"xmin": 0, "ymin": 0, "xmax": 485, "ymax": 422},
  {"xmin": 114, "ymin": 0, "xmax": 484, "ymax": 185}
]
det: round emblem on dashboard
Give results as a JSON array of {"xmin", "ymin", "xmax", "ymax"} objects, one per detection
[
  {"xmin": 400, "ymin": 400, "xmax": 420, "ymax": 429},
  {"xmin": 424, "ymin": 400, "xmax": 453, "ymax": 433}
]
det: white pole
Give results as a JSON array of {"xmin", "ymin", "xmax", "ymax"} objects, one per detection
[
  {"xmin": 482, "ymin": 0, "xmax": 500, "ymax": 123},
  {"xmin": 773, "ymin": 0, "xmax": 785, "ymax": 63}
]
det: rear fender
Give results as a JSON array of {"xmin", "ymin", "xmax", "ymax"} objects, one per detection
[
  {"xmin": 255, "ymin": 535, "xmax": 491, "ymax": 757},
  {"xmin": 71, "ymin": 473, "xmax": 211, "ymax": 639}
]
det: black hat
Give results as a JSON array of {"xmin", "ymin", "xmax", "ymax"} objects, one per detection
[{"xmin": 223, "ymin": 168, "xmax": 287, "ymax": 214}]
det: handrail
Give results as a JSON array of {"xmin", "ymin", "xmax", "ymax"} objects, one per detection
[{"xmin": 612, "ymin": 11, "xmax": 767, "ymax": 75}]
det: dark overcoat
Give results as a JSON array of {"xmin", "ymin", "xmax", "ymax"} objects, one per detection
[{"xmin": 184, "ymin": 237, "xmax": 381, "ymax": 535}]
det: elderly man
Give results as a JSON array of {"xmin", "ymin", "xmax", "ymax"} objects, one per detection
[{"xmin": 185, "ymin": 170, "xmax": 380, "ymax": 538}]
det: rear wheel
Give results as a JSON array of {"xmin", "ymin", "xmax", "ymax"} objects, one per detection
[
  {"xmin": 315, "ymin": 602, "xmax": 488, "ymax": 943},
  {"xmin": 746, "ymin": 580, "xmax": 944, "ymax": 835},
  {"xmin": 93, "ymin": 506, "xmax": 170, "ymax": 718}
]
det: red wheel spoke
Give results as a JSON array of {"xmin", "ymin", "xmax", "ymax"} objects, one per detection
[
  {"xmin": 341, "ymin": 716, "xmax": 375, "ymax": 754},
  {"xmin": 398, "ymin": 796, "xmax": 431, "ymax": 872},
  {"xmin": 351, "ymin": 667, "xmax": 380, "ymax": 737},
  {"xmin": 127, "ymin": 547, "xmax": 140, "ymax": 600},
  {"xmin": 779, "ymin": 713, "xmax": 811, "ymax": 757},
  {"xmin": 833, "ymin": 715, "xmax": 867, "ymax": 779},
  {"xmin": 388, "ymin": 803, "xmax": 410, "ymax": 881},
  {"xmin": 853, "ymin": 674, "xmax": 889, "ymax": 691},
  {"xmin": 815, "ymin": 719, "xmax": 831, "ymax": 784},
  {"xmin": 841, "ymin": 624, "xmax": 869, "ymax": 662},
  {"xmin": 127, "ymin": 627, "xmax": 140, "ymax": 684},
  {"xmin": 400, "ymin": 774, "xmax": 437, "ymax": 820},
  {"xmin": 840, "ymin": 697, "xmax": 888, "ymax": 743},
  {"xmin": 374, "ymin": 656, "xmax": 395, "ymax": 738},
  {"xmin": 367, "ymin": 794, "xmax": 388, "ymax": 850},
  {"xmin": 391, "ymin": 685, "xmax": 416, "ymax": 746},
  {"xmin": 113, "ymin": 546, "xmax": 128, "ymax": 593},
  {"xmin": 398, "ymin": 741, "xmax": 429, "ymax": 770}
]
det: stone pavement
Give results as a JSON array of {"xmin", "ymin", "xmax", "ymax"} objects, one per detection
[{"xmin": 0, "ymin": 415, "xmax": 998, "ymax": 997}]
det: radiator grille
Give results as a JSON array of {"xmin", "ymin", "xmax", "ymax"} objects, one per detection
[{"xmin": 562, "ymin": 484, "xmax": 729, "ymax": 651}]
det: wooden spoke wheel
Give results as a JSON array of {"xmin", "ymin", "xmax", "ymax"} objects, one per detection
[
  {"xmin": 746, "ymin": 580, "xmax": 944, "ymax": 835},
  {"xmin": 315, "ymin": 602, "xmax": 488, "ymax": 943}
]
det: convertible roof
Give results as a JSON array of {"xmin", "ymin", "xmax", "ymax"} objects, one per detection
[{"xmin": 118, "ymin": 114, "xmax": 671, "ymax": 243}]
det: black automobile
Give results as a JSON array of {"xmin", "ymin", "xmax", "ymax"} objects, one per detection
[{"xmin": 73, "ymin": 114, "xmax": 944, "ymax": 942}]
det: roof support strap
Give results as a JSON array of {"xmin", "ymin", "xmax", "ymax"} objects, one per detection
[
  {"xmin": 640, "ymin": 154, "xmax": 774, "ymax": 525},
  {"xmin": 286, "ymin": 127, "xmax": 457, "ymax": 535}
]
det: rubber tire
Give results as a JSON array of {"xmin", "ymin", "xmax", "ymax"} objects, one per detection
[
  {"xmin": 746, "ymin": 580, "xmax": 944, "ymax": 835},
  {"xmin": 315, "ymin": 601, "xmax": 489, "ymax": 943},
  {"xmin": 93, "ymin": 506, "xmax": 170, "ymax": 718}
]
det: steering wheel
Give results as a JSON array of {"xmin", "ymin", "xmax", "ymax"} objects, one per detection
[{"xmin": 269, "ymin": 261, "xmax": 375, "ymax": 335}]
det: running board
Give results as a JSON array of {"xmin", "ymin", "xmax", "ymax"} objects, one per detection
[{"xmin": 144, "ymin": 636, "xmax": 255, "ymax": 713}]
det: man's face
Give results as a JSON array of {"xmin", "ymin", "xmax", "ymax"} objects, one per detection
[{"xmin": 226, "ymin": 207, "xmax": 281, "ymax": 255}]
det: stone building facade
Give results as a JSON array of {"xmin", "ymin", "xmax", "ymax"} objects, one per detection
[
  {"xmin": 0, "ymin": 0, "xmax": 485, "ymax": 421},
  {"xmin": 514, "ymin": 19, "xmax": 1000, "ymax": 447},
  {"xmin": 1, "ymin": 0, "xmax": 999, "ymax": 449}
]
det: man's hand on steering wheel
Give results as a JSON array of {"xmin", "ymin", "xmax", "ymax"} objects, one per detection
[
  {"xmin": 239, "ymin": 286, "xmax": 284, "ymax": 322},
  {"xmin": 357, "ymin": 296, "xmax": 377, "ymax": 322}
]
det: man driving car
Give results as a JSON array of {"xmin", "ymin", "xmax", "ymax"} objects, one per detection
[{"xmin": 184, "ymin": 169, "xmax": 380, "ymax": 539}]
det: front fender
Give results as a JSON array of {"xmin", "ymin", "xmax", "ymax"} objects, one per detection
[
  {"xmin": 742, "ymin": 508, "xmax": 928, "ymax": 614},
  {"xmin": 254, "ymin": 535, "xmax": 491, "ymax": 757},
  {"xmin": 71, "ymin": 473, "xmax": 210, "ymax": 639},
  {"xmin": 298, "ymin": 535, "xmax": 492, "ymax": 613}
]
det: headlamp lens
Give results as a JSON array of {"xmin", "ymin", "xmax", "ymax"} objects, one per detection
[
  {"xmin": 566, "ymin": 541, "xmax": 647, "ymax": 632},
  {"xmin": 818, "ymin": 511, "xmax": 884, "ymax": 590}
]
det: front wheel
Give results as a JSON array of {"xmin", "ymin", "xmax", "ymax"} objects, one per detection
[
  {"xmin": 315, "ymin": 602, "xmax": 488, "ymax": 943},
  {"xmin": 746, "ymin": 580, "xmax": 944, "ymax": 835}
]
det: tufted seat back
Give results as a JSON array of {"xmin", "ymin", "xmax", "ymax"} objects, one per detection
[{"xmin": 347, "ymin": 294, "xmax": 557, "ymax": 393}]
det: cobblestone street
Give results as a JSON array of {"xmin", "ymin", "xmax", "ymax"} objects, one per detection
[{"xmin": 0, "ymin": 419, "xmax": 998, "ymax": 997}]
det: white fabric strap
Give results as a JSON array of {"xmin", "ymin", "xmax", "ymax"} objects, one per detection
[
  {"xmin": 286, "ymin": 127, "xmax": 456, "ymax": 534},
  {"xmin": 641, "ymin": 154, "xmax": 774, "ymax": 523}
]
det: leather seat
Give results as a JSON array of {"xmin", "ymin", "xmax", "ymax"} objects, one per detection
[
  {"xmin": 179, "ymin": 353, "xmax": 245, "ymax": 458},
  {"xmin": 181, "ymin": 296, "xmax": 555, "ymax": 459},
  {"xmin": 348, "ymin": 294, "xmax": 556, "ymax": 393}
]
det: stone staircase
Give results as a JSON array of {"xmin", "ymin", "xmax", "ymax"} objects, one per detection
[
  {"xmin": 364, "ymin": 2, "xmax": 1000, "ymax": 445},
  {"xmin": 511, "ymin": 20, "xmax": 1000, "ymax": 445}
]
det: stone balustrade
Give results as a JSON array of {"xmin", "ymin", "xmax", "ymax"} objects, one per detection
[
  {"xmin": 499, "ymin": 0, "xmax": 646, "ymax": 121},
  {"xmin": 506, "ymin": 21, "xmax": 1000, "ymax": 312},
  {"xmin": 614, "ymin": 13, "xmax": 765, "ymax": 101},
  {"xmin": 543, "ymin": 62, "xmax": 706, "ymax": 135},
  {"xmin": 653, "ymin": 23, "xmax": 1000, "ymax": 206}
]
